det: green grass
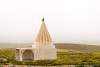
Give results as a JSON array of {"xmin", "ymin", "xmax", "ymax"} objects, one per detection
[{"xmin": 0, "ymin": 48, "xmax": 100, "ymax": 65}]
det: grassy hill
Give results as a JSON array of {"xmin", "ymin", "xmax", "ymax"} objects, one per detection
[
  {"xmin": 55, "ymin": 43, "xmax": 100, "ymax": 52},
  {"xmin": 0, "ymin": 43, "xmax": 100, "ymax": 65},
  {"xmin": 0, "ymin": 48, "xmax": 100, "ymax": 65}
]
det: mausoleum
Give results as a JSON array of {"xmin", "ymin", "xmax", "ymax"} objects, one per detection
[{"xmin": 15, "ymin": 18, "xmax": 57, "ymax": 61}]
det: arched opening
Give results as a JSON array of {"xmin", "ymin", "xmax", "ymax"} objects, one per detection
[{"xmin": 22, "ymin": 50, "xmax": 34, "ymax": 61}]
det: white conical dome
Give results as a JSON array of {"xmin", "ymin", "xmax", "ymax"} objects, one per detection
[{"xmin": 35, "ymin": 18, "xmax": 52, "ymax": 44}]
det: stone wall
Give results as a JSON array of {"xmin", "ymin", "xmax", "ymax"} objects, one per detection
[{"xmin": 34, "ymin": 44, "xmax": 57, "ymax": 60}]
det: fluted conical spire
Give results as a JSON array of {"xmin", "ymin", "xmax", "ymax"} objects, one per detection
[{"xmin": 35, "ymin": 18, "xmax": 52, "ymax": 44}]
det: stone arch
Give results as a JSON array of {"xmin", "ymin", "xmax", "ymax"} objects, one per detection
[{"xmin": 22, "ymin": 50, "xmax": 34, "ymax": 61}]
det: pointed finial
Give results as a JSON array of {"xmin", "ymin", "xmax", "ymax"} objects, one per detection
[{"xmin": 42, "ymin": 18, "xmax": 44, "ymax": 22}]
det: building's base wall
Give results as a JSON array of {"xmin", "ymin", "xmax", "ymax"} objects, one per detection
[
  {"xmin": 34, "ymin": 45, "xmax": 57, "ymax": 60},
  {"xmin": 15, "ymin": 44, "xmax": 57, "ymax": 61}
]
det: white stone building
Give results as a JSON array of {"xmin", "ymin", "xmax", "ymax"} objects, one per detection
[{"xmin": 15, "ymin": 18, "xmax": 57, "ymax": 61}]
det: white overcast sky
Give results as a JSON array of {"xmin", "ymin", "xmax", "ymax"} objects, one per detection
[{"xmin": 0, "ymin": 0, "xmax": 100, "ymax": 45}]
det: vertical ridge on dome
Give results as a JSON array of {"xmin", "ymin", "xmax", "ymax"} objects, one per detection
[{"xmin": 35, "ymin": 18, "xmax": 52, "ymax": 44}]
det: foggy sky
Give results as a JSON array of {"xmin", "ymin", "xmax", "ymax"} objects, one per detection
[{"xmin": 0, "ymin": 0, "xmax": 100, "ymax": 45}]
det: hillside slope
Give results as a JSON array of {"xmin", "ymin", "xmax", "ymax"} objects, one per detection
[{"xmin": 55, "ymin": 43, "xmax": 100, "ymax": 52}]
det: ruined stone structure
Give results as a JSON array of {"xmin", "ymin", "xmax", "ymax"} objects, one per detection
[{"xmin": 16, "ymin": 18, "xmax": 57, "ymax": 61}]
